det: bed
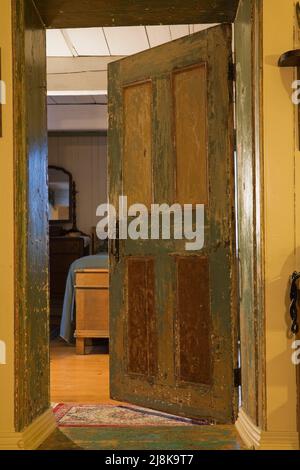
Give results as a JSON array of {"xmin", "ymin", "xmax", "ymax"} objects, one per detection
[{"xmin": 60, "ymin": 254, "xmax": 109, "ymax": 347}]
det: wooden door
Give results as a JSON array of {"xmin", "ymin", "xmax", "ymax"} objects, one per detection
[{"xmin": 108, "ymin": 24, "xmax": 237, "ymax": 423}]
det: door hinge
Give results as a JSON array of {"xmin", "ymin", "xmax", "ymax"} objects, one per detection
[
  {"xmin": 234, "ymin": 367, "xmax": 242, "ymax": 387},
  {"xmin": 233, "ymin": 129, "xmax": 237, "ymax": 152},
  {"xmin": 228, "ymin": 62, "xmax": 236, "ymax": 82}
]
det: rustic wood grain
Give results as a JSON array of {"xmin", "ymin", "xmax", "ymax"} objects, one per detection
[
  {"xmin": 127, "ymin": 258, "xmax": 157, "ymax": 377},
  {"xmin": 109, "ymin": 25, "xmax": 238, "ymax": 423},
  {"xmin": 13, "ymin": 0, "xmax": 49, "ymax": 431},
  {"xmin": 33, "ymin": 0, "xmax": 240, "ymax": 28},
  {"xmin": 235, "ymin": 0, "xmax": 265, "ymax": 428},
  {"xmin": 176, "ymin": 256, "xmax": 211, "ymax": 385},
  {"xmin": 173, "ymin": 64, "xmax": 208, "ymax": 205},
  {"xmin": 75, "ymin": 269, "xmax": 110, "ymax": 355},
  {"xmin": 123, "ymin": 81, "xmax": 153, "ymax": 208}
]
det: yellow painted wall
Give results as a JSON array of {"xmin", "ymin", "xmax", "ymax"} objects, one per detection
[
  {"xmin": 0, "ymin": 0, "xmax": 15, "ymax": 433},
  {"xmin": 263, "ymin": 0, "xmax": 298, "ymax": 432},
  {"xmin": 0, "ymin": 0, "xmax": 298, "ymax": 440}
]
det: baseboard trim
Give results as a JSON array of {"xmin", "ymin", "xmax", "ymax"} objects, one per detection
[
  {"xmin": 236, "ymin": 408, "xmax": 299, "ymax": 450},
  {"xmin": 259, "ymin": 431, "xmax": 300, "ymax": 450},
  {"xmin": 235, "ymin": 408, "xmax": 261, "ymax": 449},
  {"xmin": 0, "ymin": 408, "xmax": 56, "ymax": 450}
]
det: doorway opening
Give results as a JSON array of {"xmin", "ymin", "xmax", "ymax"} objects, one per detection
[
  {"xmin": 47, "ymin": 24, "xmax": 236, "ymax": 414},
  {"xmin": 48, "ymin": 25, "xmax": 241, "ymax": 426}
]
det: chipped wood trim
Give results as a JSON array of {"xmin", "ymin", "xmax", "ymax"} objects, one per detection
[
  {"xmin": 252, "ymin": 0, "xmax": 266, "ymax": 432},
  {"xmin": 234, "ymin": 0, "xmax": 266, "ymax": 430},
  {"xmin": 12, "ymin": 0, "xmax": 50, "ymax": 432},
  {"xmin": 33, "ymin": 0, "xmax": 240, "ymax": 29}
]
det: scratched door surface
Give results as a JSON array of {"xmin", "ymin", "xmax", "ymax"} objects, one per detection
[{"xmin": 108, "ymin": 24, "xmax": 238, "ymax": 423}]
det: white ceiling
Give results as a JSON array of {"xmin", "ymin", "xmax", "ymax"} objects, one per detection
[
  {"xmin": 46, "ymin": 24, "xmax": 218, "ymax": 57},
  {"xmin": 46, "ymin": 24, "xmax": 219, "ymax": 131}
]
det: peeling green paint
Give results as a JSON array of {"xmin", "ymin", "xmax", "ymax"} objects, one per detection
[
  {"xmin": 109, "ymin": 25, "xmax": 238, "ymax": 423},
  {"xmin": 39, "ymin": 425, "xmax": 245, "ymax": 450},
  {"xmin": 13, "ymin": 0, "xmax": 49, "ymax": 432},
  {"xmin": 235, "ymin": 0, "xmax": 265, "ymax": 428}
]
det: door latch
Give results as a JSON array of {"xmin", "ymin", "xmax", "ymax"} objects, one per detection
[{"xmin": 289, "ymin": 272, "xmax": 300, "ymax": 335}]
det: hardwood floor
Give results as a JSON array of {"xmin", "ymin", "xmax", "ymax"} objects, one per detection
[
  {"xmin": 50, "ymin": 338, "xmax": 122, "ymax": 404},
  {"xmin": 48, "ymin": 339, "xmax": 245, "ymax": 450}
]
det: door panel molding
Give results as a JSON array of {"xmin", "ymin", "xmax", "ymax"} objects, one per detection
[
  {"xmin": 172, "ymin": 63, "xmax": 209, "ymax": 206},
  {"xmin": 123, "ymin": 80, "xmax": 153, "ymax": 208},
  {"xmin": 175, "ymin": 256, "xmax": 211, "ymax": 386},
  {"xmin": 126, "ymin": 257, "xmax": 158, "ymax": 378}
]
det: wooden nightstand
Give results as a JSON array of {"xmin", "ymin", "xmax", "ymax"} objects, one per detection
[{"xmin": 75, "ymin": 269, "xmax": 109, "ymax": 355}]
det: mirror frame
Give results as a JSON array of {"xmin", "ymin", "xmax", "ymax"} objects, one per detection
[{"xmin": 48, "ymin": 165, "xmax": 73, "ymax": 225}]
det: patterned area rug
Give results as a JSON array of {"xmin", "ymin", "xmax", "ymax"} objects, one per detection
[{"xmin": 53, "ymin": 404, "xmax": 213, "ymax": 428}]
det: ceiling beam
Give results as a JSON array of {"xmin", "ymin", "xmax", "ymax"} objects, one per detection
[
  {"xmin": 61, "ymin": 30, "xmax": 79, "ymax": 57},
  {"xmin": 34, "ymin": 0, "xmax": 239, "ymax": 29}
]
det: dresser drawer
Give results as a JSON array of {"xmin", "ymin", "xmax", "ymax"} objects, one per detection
[{"xmin": 75, "ymin": 269, "xmax": 109, "ymax": 288}]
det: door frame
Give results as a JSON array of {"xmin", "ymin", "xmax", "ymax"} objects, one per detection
[{"xmin": 12, "ymin": 0, "xmax": 265, "ymax": 431}]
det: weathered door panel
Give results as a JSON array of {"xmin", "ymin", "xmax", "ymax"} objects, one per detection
[{"xmin": 109, "ymin": 24, "xmax": 237, "ymax": 423}]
